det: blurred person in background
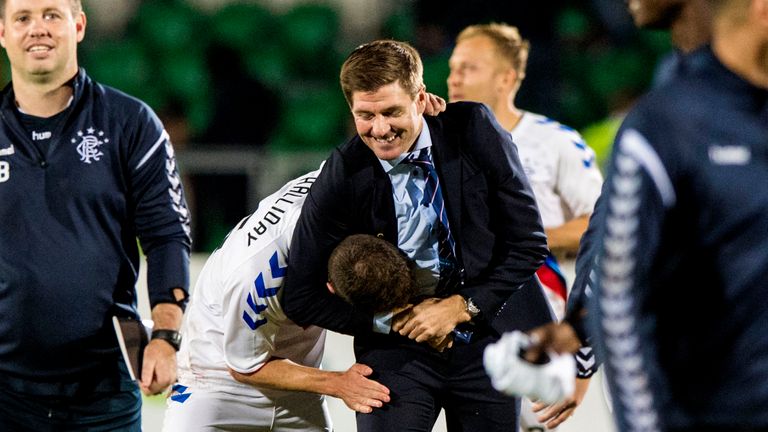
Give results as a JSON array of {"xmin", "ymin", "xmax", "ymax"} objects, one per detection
[
  {"xmin": 521, "ymin": 0, "xmax": 768, "ymax": 430},
  {"xmin": 527, "ymin": 0, "xmax": 715, "ymax": 359},
  {"xmin": 447, "ymin": 22, "xmax": 603, "ymax": 431},
  {"xmin": 628, "ymin": 0, "xmax": 713, "ymax": 85},
  {"xmin": 511, "ymin": 0, "xmax": 714, "ymax": 422},
  {"xmin": 587, "ymin": 0, "xmax": 768, "ymax": 429},
  {"xmin": 580, "ymin": 0, "xmax": 712, "ymax": 170},
  {"xmin": 0, "ymin": 0, "xmax": 191, "ymax": 430},
  {"xmin": 531, "ymin": 0, "xmax": 715, "ymax": 365}
]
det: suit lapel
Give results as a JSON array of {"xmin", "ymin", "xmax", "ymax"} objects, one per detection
[
  {"xmin": 371, "ymin": 173, "xmax": 398, "ymax": 243},
  {"xmin": 347, "ymin": 138, "xmax": 399, "ymax": 244},
  {"xmin": 426, "ymin": 116, "xmax": 462, "ymax": 251}
]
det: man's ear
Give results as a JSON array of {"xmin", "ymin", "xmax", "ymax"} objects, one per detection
[
  {"xmin": 415, "ymin": 86, "xmax": 427, "ymax": 115},
  {"xmin": 326, "ymin": 282, "xmax": 336, "ymax": 295},
  {"xmin": 75, "ymin": 11, "xmax": 87, "ymax": 43},
  {"xmin": 755, "ymin": 0, "xmax": 768, "ymax": 25},
  {"xmin": 500, "ymin": 67, "xmax": 520, "ymax": 91}
]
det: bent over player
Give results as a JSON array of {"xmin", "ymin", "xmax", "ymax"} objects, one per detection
[{"xmin": 163, "ymin": 168, "xmax": 412, "ymax": 432}]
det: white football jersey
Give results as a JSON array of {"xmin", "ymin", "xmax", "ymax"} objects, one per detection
[
  {"xmin": 176, "ymin": 168, "xmax": 324, "ymax": 397},
  {"xmin": 511, "ymin": 112, "xmax": 603, "ymax": 229}
]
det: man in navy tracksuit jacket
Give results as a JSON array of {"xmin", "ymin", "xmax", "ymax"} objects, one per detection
[
  {"xmin": 536, "ymin": 0, "xmax": 716, "ymax": 400},
  {"xmin": 588, "ymin": 0, "xmax": 768, "ymax": 429},
  {"xmin": 0, "ymin": 0, "xmax": 191, "ymax": 430}
]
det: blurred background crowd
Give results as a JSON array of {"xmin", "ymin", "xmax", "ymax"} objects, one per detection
[{"xmin": 0, "ymin": 0, "xmax": 672, "ymax": 252}]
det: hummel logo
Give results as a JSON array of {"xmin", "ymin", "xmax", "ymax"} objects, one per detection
[
  {"xmin": 0, "ymin": 145, "xmax": 14, "ymax": 156},
  {"xmin": 32, "ymin": 131, "xmax": 51, "ymax": 141},
  {"xmin": 709, "ymin": 145, "xmax": 751, "ymax": 165}
]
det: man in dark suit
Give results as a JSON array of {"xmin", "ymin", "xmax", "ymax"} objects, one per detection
[{"xmin": 282, "ymin": 39, "xmax": 550, "ymax": 431}]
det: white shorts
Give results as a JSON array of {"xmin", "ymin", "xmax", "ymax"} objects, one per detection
[{"xmin": 162, "ymin": 380, "xmax": 332, "ymax": 432}]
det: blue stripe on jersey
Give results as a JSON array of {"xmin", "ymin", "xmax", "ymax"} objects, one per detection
[
  {"xmin": 241, "ymin": 250, "xmax": 285, "ymax": 331},
  {"xmin": 270, "ymin": 251, "xmax": 287, "ymax": 278}
]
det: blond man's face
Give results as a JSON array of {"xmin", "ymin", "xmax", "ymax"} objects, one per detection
[{"xmin": 447, "ymin": 35, "xmax": 512, "ymax": 108}]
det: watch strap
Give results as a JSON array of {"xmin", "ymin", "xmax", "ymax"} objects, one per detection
[{"xmin": 151, "ymin": 329, "xmax": 182, "ymax": 351}]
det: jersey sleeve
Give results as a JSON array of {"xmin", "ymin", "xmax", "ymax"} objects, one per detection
[
  {"xmin": 220, "ymin": 242, "xmax": 287, "ymax": 374},
  {"xmin": 554, "ymin": 131, "xmax": 603, "ymax": 219},
  {"xmin": 125, "ymin": 102, "xmax": 192, "ymax": 307},
  {"xmin": 590, "ymin": 126, "xmax": 674, "ymax": 432}
]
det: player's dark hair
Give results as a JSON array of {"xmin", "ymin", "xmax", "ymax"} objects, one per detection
[{"xmin": 328, "ymin": 234, "xmax": 413, "ymax": 313}]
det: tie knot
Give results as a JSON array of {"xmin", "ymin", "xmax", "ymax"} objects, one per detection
[{"xmin": 406, "ymin": 148, "xmax": 432, "ymax": 166}]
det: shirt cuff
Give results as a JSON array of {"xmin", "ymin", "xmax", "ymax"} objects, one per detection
[
  {"xmin": 575, "ymin": 346, "xmax": 598, "ymax": 378},
  {"xmin": 373, "ymin": 311, "xmax": 394, "ymax": 334}
]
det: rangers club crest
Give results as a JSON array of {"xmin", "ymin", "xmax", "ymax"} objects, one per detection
[{"xmin": 73, "ymin": 127, "xmax": 109, "ymax": 164}]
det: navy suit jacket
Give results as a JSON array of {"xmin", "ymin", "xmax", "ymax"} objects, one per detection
[{"xmin": 283, "ymin": 102, "xmax": 552, "ymax": 337}]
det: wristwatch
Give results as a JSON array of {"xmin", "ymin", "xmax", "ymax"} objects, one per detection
[
  {"xmin": 464, "ymin": 296, "xmax": 481, "ymax": 319},
  {"xmin": 151, "ymin": 329, "xmax": 182, "ymax": 351}
]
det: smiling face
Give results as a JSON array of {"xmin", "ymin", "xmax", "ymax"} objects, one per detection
[
  {"xmin": 0, "ymin": 0, "xmax": 85, "ymax": 85},
  {"xmin": 350, "ymin": 81, "xmax": 427, "ymax": 161}
]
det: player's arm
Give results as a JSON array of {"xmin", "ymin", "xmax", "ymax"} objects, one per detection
[
  {"xmin": 141, "ymin": 292, "xmax": 185, "ymax": 395},
  {"xmin": 545, "ymin": 215, "xmax": 589, "ymax": 255},
  {"xmin": 565, "ymin": 188, "xmax": 607, "ymax": 344},
  {"xmin": 221, "ymin": 242, "xmax": 388, "ymax": 413},
  {"xmin": 229, "ymin": 360, "xmax": 390, "ymax": 413},
  {"xmin": 551, "ymin": 131, "xmax": 603, "ymax": 255},
  {"xmin": 531, "ymin": 377, "xmax": 591, "ymax": 428},
  {"xmin": 530, "ymin": 345, "xmax": 598, "ymax": 428},
  {"xmin": 591, "ymin": 126, "xmax": 673, "ymax": 432},
  {"xmin": 223, "ymin": 244, "xmax": 390, "ymax": 412},
  {"xmin": 126, "ymin": 106, "xmax": 192, "ymax": 395}
]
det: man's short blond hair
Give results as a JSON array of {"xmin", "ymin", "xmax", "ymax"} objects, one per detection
[{"xmin": 457, "ymin": 23, "xmax": 530, "ymax": 81}]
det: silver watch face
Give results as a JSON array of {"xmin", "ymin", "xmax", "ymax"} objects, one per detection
[{"xmin": 466, "ymin": 298, "xmax": 480, "ymax": 316}]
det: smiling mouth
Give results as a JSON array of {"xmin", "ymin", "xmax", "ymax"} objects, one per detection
[
  {"xmin": 28, "ymin": 45, "xmax": 52, "ymax": 54},
  {"xmin": 373, "ymin": 134, "xmax": 398, "ymax": 144}
]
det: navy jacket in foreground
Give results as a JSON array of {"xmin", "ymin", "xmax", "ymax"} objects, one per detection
[
  {"xmin": 0, "ymin": 69, "xmax": 191, "ymax": 394},
  {"xmin": 283, "ymin": 102, "xmax": 550, "ymax": 337},
  {"xmin": 591, "ymin": 47, "xmax": 768, "ymax": 431}
]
